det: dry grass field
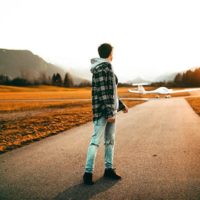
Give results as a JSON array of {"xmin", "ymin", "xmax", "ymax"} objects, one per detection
[
  {"xmin": 0, "ymin": 85, "xmax": 145, "ymax": 153},
  {"xmin": 0, "ymin": 85, "xmax": 91, "ymax": 100},
  {"xmin": 186, "ymin": 97, "xmax": 200, "ymax": 116}
]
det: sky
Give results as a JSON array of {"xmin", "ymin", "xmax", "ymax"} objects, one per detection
[{"xmin": 1, "ymin": 0, "xmax": 200, "ymax": 82}]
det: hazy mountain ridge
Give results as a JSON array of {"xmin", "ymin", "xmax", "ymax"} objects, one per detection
[
  {"xmin": 0, "ymin": 49, "xmax": 91, "ymax": 85},
  {"xmin": 127, "ymin": 76, "xmax": 151, "ymax": 84},
  {"xmin": 127, "ymin": 72, "xmax": 178, "ymax": 84},
  {"xmin": 0, "ymin": 48, "xmax": 66, "ymax": 82},
  {"xmin": 154, "ymin": 72, "xmax": 177, "ymax": 82}
]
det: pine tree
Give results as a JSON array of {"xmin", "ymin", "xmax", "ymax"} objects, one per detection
[
  {"xmin": 55, "ymin": 73, "xmax": 62, "ymax": 86},
  {"xmin": 52, "ymin": 73, "xmax": 56, "ymax": 85},
  {"xmin": 64, "ymin": 73, "xmax": 74, "ymax": 87},
  {"xmin": 174, "ymin": 73, "xmax": 183, "ymax": 86}
]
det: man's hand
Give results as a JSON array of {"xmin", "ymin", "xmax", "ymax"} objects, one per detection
[
  {"xmin": 123, "ymin": 105, "xmax": 128, "ymax": 113},
  {"xmin": 107, "ymin": 116, "xmax": 116, "ymax": 123}
]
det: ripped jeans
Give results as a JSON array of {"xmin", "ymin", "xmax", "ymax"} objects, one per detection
[{"xmin": 84, "ymin": 116, "xmax": 116, "ymax": 173}]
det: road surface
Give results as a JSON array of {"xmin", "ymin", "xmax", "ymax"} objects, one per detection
[{"xmin": 0, "ymin": 98, "xmax": 200, "ymax": 200}]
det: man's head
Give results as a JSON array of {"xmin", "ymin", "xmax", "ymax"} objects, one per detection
[{"xmin": 98, "ymin": 43, "xmax": 113, "ymax": 61}]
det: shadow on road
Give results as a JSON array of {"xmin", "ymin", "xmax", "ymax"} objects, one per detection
[{"xmin": 53, "ymin": 177, "xmax": 118, "ymax": 200}]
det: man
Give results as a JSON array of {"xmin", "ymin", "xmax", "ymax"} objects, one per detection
[{"xmin": 83, "ymin": 43, "xmax": 128, "ymax": 185}]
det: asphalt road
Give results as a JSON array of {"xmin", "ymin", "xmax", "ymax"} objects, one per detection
[{"xmin": 0, "ymin": 98, "xmax": 200, "ymax": 200}]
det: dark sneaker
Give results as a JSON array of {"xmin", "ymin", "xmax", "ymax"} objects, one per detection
[
  {"xmin": 83, "ymin": 172, "xmax": 94, "ymax": 185},
  {"xmin": 103, "ymin": 168, "xmax": 121, "ymax": 180}
]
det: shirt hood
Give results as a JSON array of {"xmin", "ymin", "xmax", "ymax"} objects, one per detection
[{"xmin": 90, "ymin": 58, "xmax": 110, "ymax": 73}]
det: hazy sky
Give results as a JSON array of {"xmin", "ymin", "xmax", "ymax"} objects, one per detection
[{"xmin": 1, "ymin": 0, "xmax": 200, "ymax": 82}]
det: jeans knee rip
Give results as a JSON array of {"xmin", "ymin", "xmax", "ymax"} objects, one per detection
[
  {"xmin": 104, "ymin": 140, "xmax": 114, "ymax": 145},
  {"xmin": 90, "ymin": 143, "xmax": 99, "ymax": 147}
]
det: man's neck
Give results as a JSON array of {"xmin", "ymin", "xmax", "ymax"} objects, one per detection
[{"xmin": 106, "ymin": 58, "xmax": 112, "ymax": 62}]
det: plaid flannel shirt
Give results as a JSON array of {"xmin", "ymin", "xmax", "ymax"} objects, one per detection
[{"xmin": 91, "ymin": 61, "xmax": 125, "ymax": 121}]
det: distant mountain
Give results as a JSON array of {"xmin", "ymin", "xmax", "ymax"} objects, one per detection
[
  {"xmin": 0, "ymin": 48, "xmax": 67, "ymax": 82},
  {"xmin": 154, "ymin": 72, "xmax": 177, "ymax": 82},
  {"xmin": 126, "ymin": 72, "xmax": 178, "ymax": 84},
  {"xmin": 127, "ymin": 76, "xmax": 152, "ymax": 84}
]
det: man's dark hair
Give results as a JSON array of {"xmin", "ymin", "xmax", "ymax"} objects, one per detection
[{"xmin": 98, "ymin": 43, "xmax": 113, "ymax": 58}]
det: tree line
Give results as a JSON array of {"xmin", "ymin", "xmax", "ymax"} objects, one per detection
[
  {"xmin": 150, "ymin": 67, "xmax": 200, "ymax": 88},
  {"xmin": 0, "ymin": 72, "xmax": 91, "ymax": 87},
  {"xmin": 1, "ymin": 67, "xmax": 199, "ymax": 87},
  {"xmin": 174, "ymin": 68, "xmax": 200, "ymax": 87}
]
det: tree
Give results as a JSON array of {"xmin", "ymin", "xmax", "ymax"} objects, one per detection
[
  {"xmin": 0, "ymin": 74, "xmax": 10, "ymax": 85},
  {"xmin": 193, "ymin": 68, "xmax": 200, "ymax": 86},
  {"xmin": 52, "ymin": 73, "xmax": 62, "ymax": 86},
  {"xmin": 11, "ymin": 77, "xmax": 31, "ymax": 86},
  {"xmin": 63, "ymin": 72, "xmax": 74, "ymax": 87},
  {"xmin": 185, "ymin": 70, "xmax": 193, "ymax": 86},
  {"xmin": 55, "ymin": 73, "xmax": 62, "ymax": 86},
  {"xmin": 174, "ymin": 73, "xmax": 182, "ymax": 86},
  {"xmin": 52, "ymin": 73, "xmax": 56, "ymax": 85}
]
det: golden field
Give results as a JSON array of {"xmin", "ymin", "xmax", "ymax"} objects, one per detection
[
  {"xmin": 0, "ymin": 86, "xmax": 190, "ymax": 112},
  {"xmin": 0, "ymin": 85, "xmax": 145, "ymax": 153},
  {"xmin": 186, "ymin": 97, "xmax": 200, "ymax": 116},
  {"xmin": 0, "ymin": 85, "xmax": 92, "ymax": 99}
]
